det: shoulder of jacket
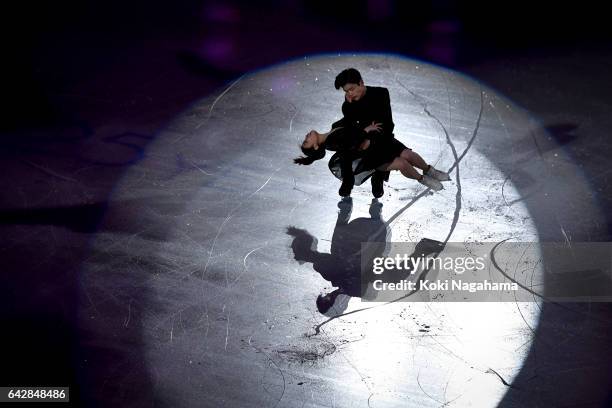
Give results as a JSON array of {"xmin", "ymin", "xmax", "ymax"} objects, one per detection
[
  {"xmin": 367, "ymin": 86, "xmax": 390, "ymax": 98},
  {"xmin": 368, "ymin": 86, "xmax": 388, "ymax": 92}
]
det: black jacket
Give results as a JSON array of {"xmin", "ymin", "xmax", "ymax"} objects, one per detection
[
  {"xmin": 332, "ymin": 86, "xmax": 395, "ymax": 140},
  {"xmin": 331, "ymin": 86, "xmax": 394, "ymax": 186}
]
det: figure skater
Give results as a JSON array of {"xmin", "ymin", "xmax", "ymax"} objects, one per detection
[
  {"xmin": 293, "ymin": 67, "xmax": 450, "ymax": 196},
  {"xmin": 293, "ymin": 125, "xmax": 449, "ymax": 196}
]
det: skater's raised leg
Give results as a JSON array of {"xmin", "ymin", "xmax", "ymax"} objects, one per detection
[
  {"xmin": 400, "ymin": 149, "xmax": 428, "ymax": 171},
  {"xmin": 384, "ymin": 157, "xmax": 443, "ymax": 191},
  {"xmin": 400, "ymin": 149, "xmax": 450, "ymax": 181}
]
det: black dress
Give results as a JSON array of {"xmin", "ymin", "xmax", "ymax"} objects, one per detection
[{"xmin": 325, "ymin": 126, "xmax": 409, "ymax": 186}]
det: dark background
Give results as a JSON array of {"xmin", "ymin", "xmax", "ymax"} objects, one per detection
[
  {"xmin": 3, "ymin": 0, "xmax": 611, "ymax": 133},
  {"xmin": 1, "ymin": 0, "xmax": 611, "ymax": 405}
]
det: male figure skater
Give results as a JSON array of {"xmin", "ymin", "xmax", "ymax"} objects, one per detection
[{"xmin": 331, "ymin": 68, "xmax": 450, "ymax": 197}]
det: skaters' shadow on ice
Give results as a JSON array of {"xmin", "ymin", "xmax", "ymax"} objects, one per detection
[{"xmin": 287, "ymin": 198, "xmax": 444, "ymax": 316}]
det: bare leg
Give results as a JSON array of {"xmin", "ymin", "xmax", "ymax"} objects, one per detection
[
  {"xmin": 383, "ymin": 157, "xmax": 422, "ymax": 180},
  {"xmin": 383, "ymin": 156, "xmax": 443, "ymax": 191},
  {"xmin": 400, "ymin": 149, "xmax": 429, "ymax": 171}
]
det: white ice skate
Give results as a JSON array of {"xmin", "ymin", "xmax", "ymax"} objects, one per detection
[
  {"xmin": 426, "ymin": 166, "xmax": 451, "ymax": 181},
  {"xmin": 419, "ymin": 174, "xmax": 443, "ymax": 191}
]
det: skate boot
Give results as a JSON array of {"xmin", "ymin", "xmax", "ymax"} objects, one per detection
[
  {"xmin": 426, "ymin": 165, "xmax": 451, "ymax": 181},
  {"xmin": 419, "ymin": 175, "xmax": 443, "ymax": 191},
  {"xmin": 371, "ymin": 171, "xmax": 385, "ymax": 198}
]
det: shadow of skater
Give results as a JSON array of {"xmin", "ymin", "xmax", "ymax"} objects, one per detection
[
  {"xmin": 287, "ymin": 198, "xmax": 389, "ymax": 315},
  {"xmin": 288, "ymin": 198, "xmax": 447, "ymax": 314}
]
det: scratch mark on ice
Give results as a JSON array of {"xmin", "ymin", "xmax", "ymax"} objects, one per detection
[
  {"xmin": 22, "ymin": 159, "xmax": 77, "ymax": 183},
  {"xmin": 225, "ymin": 310, "xmax": 231, "ymax": 351},
  {"xmin": 197, "ymin": 75, "xmax": 244, "ymax": 130},
  {"xmin": 123, "ymin": 299, "xmax": 132, "ymax": 328},
  {"xmin": 186, "ymin": 158, "xmax": 213, "ymax": 176},
  {"xmin": 289, "ymin": 106, "xmax": 300, "ymax": 133},
  {"xmin": 231, "ymin": 245, "xmax": 266, "ymax": 285}
]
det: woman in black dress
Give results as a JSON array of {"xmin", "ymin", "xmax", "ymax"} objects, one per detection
[{"xmin": 293, "ymin": 124, "xmax": 450, "ymax": 196}]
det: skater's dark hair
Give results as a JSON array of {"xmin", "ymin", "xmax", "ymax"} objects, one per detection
[
  {"xmin": 316, "ymin": 294, "xmax": 333, "ymax": 314},
  {"xmin": 334, "ymin": 68, "xmax": 362, "ymax": 90},
  {"xmin": 293, "ymin": 144, "xmax": 326, "ymax": 165}
]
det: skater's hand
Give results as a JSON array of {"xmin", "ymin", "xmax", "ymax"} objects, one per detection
[{"xmin": 364, "ymin": 121, "xmax": 382, "ymax": 133}]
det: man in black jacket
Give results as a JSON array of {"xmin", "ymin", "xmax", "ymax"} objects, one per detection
[
  {"xmin": 332, "ymin": 68, "xmax": 396, "ymax": 198},
  {"xmin": 327, "ymin": 67, "xmax": 450, "ymax": 197}
]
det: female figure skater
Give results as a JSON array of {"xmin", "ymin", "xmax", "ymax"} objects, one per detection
[{"xmin": 293, "ymin": 124, "xmax": 450, "ymax": 196}]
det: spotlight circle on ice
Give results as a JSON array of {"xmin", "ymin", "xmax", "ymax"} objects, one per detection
[{"xmin": 79, "ymin": 54, "xmax": 604, "ymax": 407}]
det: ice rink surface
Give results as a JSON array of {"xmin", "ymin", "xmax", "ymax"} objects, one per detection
[
  {"xmin": 69, "ymin": 55, "xmax": 610, "ymax": 407},
  {"xmin": 2, "ymin": 4, "xmax": 612, "ymax": 403}
]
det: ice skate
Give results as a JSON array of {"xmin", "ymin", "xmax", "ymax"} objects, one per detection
[
  {"xmin": 419, "ymin": 174, "xmax": 443, "ymax": 191},
  {"xmin": 371, "ymin": 171, "xmax": 385, "ymax": 198},
  {"xmin": 426, "ymin": 166, "xmax": 451, "ymax": 181}
]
